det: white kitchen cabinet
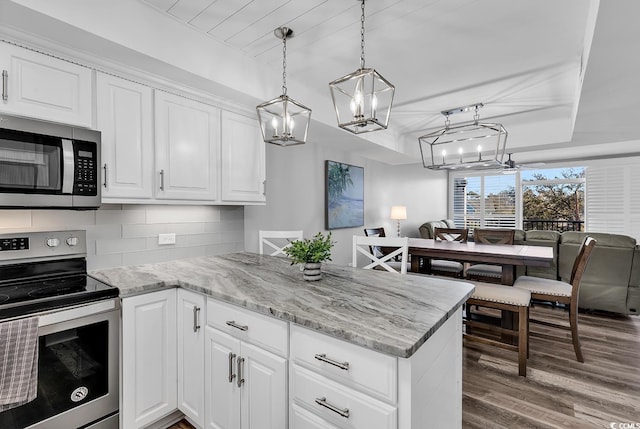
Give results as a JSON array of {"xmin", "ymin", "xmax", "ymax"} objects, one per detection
[
  {"xmin": 96, "ymin": 72, "xmax": 154, "ymax": 200},
  {"xmin": 289, "ymin": 307, "xmax": 463, "ymax": 429},
  {"xmin": 177, "ymin": 289, "xmax": 206, "ymax": 428},
  {"xmin": 155, "ymin": 90, "xmax": 220, "ymax": 201},
  {"xmin": 0, "ymin": 42, "xmax": 92, "ymax": 127},
  {"xmin": 220, "ymin": 111, "xmax": 266, "ymax": 203},
  {"xmin": 122, "ymin": 289, "xmax": 178, "ymax": 429},
  {"xmin": 205, "ymin": 299, "xmax": 288, "ymax": 429}
]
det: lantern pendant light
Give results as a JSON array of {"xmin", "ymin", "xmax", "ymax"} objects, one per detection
[
  {"xmin": 257, "ymin": 27, "xmax": 312, "ymax": 146},
  {"xmin": 329, "ymin": 0, "xmax": 395, "ymax": 134}
]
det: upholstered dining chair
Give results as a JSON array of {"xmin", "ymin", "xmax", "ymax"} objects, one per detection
[
  {"xmin": 514, "ymin": 235, "xmax": 596, "ymax": 362},
  {"xmin": 259, "ymin": 230, "xmax": 303, "ymax": 256},
  {"xmin": 466, "ymin": 228, "xmax": 516, "ymax": 283},
  {"xmin": 353, "ymin": 235, "xmax": 409, "ymax": 274},
  {"xmin": 429, "ymin": 227, "xmax": 469, "ymax": 278}
]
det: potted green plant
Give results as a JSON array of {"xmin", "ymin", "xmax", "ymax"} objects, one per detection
[{"xmin": 284, "ymin": 232, "xmax": 334, "ymax": 281}]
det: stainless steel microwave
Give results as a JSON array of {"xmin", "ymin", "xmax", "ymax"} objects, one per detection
[{"xmin": 0, "ymin": 114, "xmax": 100, "ymax": 209}]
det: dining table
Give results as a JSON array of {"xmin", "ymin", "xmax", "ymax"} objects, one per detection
[{"xmin": 408, "ymin": 237, "xmax": 554, "ymax": 285}]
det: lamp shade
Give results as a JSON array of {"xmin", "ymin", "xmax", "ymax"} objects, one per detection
[{"xmin": 390, "ymin": 206, "xmax": 407, "ymax": 220}]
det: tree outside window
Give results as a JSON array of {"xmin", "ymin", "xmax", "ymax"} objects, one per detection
[{"xmin": 522, "ymin": 167, "xmax": 585, "ymax": 231}]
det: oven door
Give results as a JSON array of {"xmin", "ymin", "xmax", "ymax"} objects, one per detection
[{"xmin": 0, "ymin": 299, "xmax": 119, "ymax": 429}]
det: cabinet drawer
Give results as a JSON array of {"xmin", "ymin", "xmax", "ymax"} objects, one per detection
[
  {"xmin": 206, "ymin": 299, "xmax": 288, "ymax": 357},
  {"xmin": 291, "ymin": 403, "xmax": 339, "ymax": 429},
  {"xmin": 291, "ymin": 364, "xmax": 397, "ymax": 429},
  {"xmin": 290, "ymin": 325, "xmax": 397, "ymax": 403}
]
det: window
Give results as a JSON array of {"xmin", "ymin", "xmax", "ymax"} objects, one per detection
[
  {"xmin": 450, "ymin": 167, "xmax": 585, "ymax": 231},
  {"xmin": 452, "ymin": 174, "xmax": 516, "ymax": 229},
  {"xmin": 521, "ymin": 168, "xmax": 585, "ymax": 232}
]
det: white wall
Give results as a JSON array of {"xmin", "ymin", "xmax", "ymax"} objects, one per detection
[
  {"xmin": 244, "ymin": 141, "xmax": 448, "ymax": 266},
  {"xmin": 0, "ymin": 205, "xmax": 244, "ymax": 270}
]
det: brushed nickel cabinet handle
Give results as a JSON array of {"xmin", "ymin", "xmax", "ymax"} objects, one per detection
[
  {"xmin": 237, "ymin": 356, "xmax": 245, "ymax": 388},
  {"xmin": 2, "ymin": 70, "xmax": 7, "ymax": 101},
  {"xmin": 103, "ymin": 164, "xmax": 108, "ymax": 188},
  {"xmin": 228, "ymin": 352, "xmax": 236, "ymax": 383},
  {"xmin": 262, "ymin": 179, "xmax": 267, "ymax": 196},
  {"xmin": 192, "ymin": 306, "xmax": 200, "ymax": 332},
  {"xmin": 159, "ymin": 169, "xmax": 165, "ymax": 191},
  {"xmin": 226, "ymin": 320, "xmax": 248, "ymax": 331},
  {"xmin": 314, "ymin": 353, "xmax": 350, "ymax": 370},
  {"xmin": 314, "ymin": 397, "xmax": 350, "ymax": 418}
]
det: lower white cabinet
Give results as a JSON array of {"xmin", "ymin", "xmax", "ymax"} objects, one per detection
[
  {"xmin": 204, "ymin": 299, "xmax": 288, "ymax": 429},
  {"xmin": 122, "ymin": 289, "xmax": 178, "ymax": 429},
  {"xmin": 178, "ymin": 289, "xmax": 206, "ymax": 428}
]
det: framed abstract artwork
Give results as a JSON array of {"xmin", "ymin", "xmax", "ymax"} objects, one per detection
[{"xmin": 325, "ymin": 160, "xmax": 364, "ymax": 229}]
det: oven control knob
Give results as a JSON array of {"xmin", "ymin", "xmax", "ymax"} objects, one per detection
[
  {"xmin": 66, "ymin": 237, "xmax": 79, "ymax": 246},
  {"xmin": 46, "ymin": 238, "xmax": 60, "ymax": 248}
]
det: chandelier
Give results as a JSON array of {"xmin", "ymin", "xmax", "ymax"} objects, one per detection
[
  {"xmin": 256, "ymin": 27, "xmax": 311, "ymax": 146},
  {"xmin": 329, "ymin": 0, "xmax": 395, "ymax": 134},
  {"xmin": 418, "ymin": 103, "xmax": 508, "ymax": 170}
]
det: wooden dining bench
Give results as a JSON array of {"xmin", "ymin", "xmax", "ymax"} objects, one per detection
[{"xmin": 463, "ymin": 283, "xmax": 531, "ymax": 376}]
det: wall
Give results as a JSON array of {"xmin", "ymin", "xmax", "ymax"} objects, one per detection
[
  {"xmin": 244, "ymin": 141, "xmax": 448, "ymax": 266},
  {"xmin": 0, "ymin": 205, "xmax": 244, "ymax": 270}
]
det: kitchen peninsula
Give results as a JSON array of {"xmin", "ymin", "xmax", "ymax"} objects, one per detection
[{"xmin": 91, "ymin": 252, "xmax": 474, "ymax": 429}]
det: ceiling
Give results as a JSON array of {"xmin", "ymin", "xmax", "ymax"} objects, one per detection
[{"xmin": 2, "ymin": 0, "xmax": 639, "ymax": 166}]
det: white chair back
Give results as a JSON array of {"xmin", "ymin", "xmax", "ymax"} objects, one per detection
[
  {"xmin": 352, "ymin": 236, "xmax": 409, "ymax": 274},
  {"xmin": 259, "ymin": 230, "xmax": 304, "ymax": 256}
]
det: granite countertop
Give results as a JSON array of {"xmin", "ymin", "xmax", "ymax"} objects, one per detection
[{"xmin": 90, "ymin": 252, "xmax": 474, "ymax": 358}]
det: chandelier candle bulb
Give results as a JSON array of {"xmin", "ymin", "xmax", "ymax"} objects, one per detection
[{"xmin": 459, "ymin": 147, "xmax": 463, "ymax": 163}]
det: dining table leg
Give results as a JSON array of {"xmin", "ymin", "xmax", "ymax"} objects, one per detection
[{"xmin": 501, "ymin": 264, "xmax": 516, "ymax": 285}]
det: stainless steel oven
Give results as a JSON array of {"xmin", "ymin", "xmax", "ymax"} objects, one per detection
[
  {"xmin": 0, "ymin": 230, "xmax": 119, "ymax": 429},
  {"xmin": 0, "ymin": 114, "xmax": 100, "ymax": 209}
]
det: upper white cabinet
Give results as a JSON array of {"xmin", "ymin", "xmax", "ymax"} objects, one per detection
[
  {"xmin": 0, "ymin": 42, "xmax": 92, "ymax": 127},
  {"xmin": 155, "ymin": 91, "xmax": 220, "ymax": 201},
  {"xmin": 220, "ymin": 111, "xmax": 266, "ymax": 203},
  {"xmin": 96, "ymin": 72, "xmax": 154, "ymax": 200}
]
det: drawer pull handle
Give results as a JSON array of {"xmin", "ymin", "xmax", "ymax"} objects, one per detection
[
  {"xmin": 193, "ymin": 306, "xmax": 201, "ymax": 332},
  {"xmin": 314, "ymin": 397, "xmax": 349, "ymax": 418},
  {"xmin": 103, "ymin": 164, "xmax": 108, "ymax": 188},
  {"xmin": 228, "ymin": 352, "xmax": 236, "ymax": 383},
  {"xmin": 159, "ymin": 169, "xmax": 165, "ymax": 191},
  {"xmin": 237, "ymin": 356, "xmax": 245, "ymax": 387},
  {"xmin": 2, "ymin": 70, "xmax": 7, "ymax": 101},
  {"xmin": 314, "ymin": 353, "xmax": 350, "ymax": 370},
  {"xmin": 226, "ymin": 320, "xmax": 248, "ymax": 331}
]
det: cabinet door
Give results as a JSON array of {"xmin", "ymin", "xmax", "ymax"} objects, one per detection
[
  {"xmin": 155, "ymin": 91, "xmax": 220, "ymax": 201},
  {"xmin": 220, "ymin": 111, "xmax": 265, "ymax": 202},
  {"xmin": 177, "ymin": 289, "xmax": 206, "ymax": 428},
  {"xmin": 96, "ymin": 73, "xmax": 154, "ymax": 200},
  {"xmin": 205, "ymin": 327, "xmax": 241, "ymax": 429},
  {"xmin": 240, "ymin": 342, "xmax": 287, "ymax": 429},
  {"xmin": 122, "ymin": 289, "xmax": 178, "ymax": 429},
  {"xmin": 0, "ymin": 42, "xmax": 92, "ymax": 127}
]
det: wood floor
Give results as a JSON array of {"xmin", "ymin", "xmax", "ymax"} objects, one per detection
[
  {"xmin": 167, "ymin": 305, "xmax": 640, "ymax": 429},
  {"xmin": 463, "ymin": 304, "xmax": 640, "ymax": 428}
]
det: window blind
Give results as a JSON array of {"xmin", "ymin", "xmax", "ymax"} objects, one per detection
[{"xmin": 586, "ymin": 161, "xmax": 640, "ymax": 240}]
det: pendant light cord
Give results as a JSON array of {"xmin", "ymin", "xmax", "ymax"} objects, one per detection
[
  {"xmin": 360, "ymin": 0, "xmax": 366, "ymax": 69},
  {"xmin": 282, "ymin": 34, "xmax": 287, "ymax": 96}
]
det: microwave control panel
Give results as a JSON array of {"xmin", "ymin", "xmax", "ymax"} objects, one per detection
[{"xmin": 73, "ymin": 140, "xmax": 97, "ymax": 196}]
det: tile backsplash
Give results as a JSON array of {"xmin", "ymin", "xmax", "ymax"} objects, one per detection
[{"xmin": 0, "ymin": 204, "xmax": 245, "ymax": 270}]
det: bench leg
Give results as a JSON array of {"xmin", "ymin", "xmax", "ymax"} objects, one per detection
[{"xmin": 518, "ymin": 306, "xmax": 529, "ymax": 376}]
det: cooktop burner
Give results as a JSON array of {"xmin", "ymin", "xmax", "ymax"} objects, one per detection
[{"xmin": 0, "ymin": 295, "xmax": 8, "ymax": 304}]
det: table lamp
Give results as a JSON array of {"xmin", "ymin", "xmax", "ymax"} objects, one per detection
[{"xmin": 390, "ymin": 206, "xmax": 407, "ymax": 237}]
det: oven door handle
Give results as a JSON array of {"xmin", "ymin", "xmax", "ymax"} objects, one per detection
[
  {"xmin": 38, "ymin": 300, "xmax": 117, "ymax": 328},
  {"xmin": 61, "ymin": 139, "xmax": 75, "ymax": 194}
]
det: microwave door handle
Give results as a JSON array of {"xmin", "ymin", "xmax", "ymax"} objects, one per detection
[{"xmin": 61, "ymin": 139, "xmax": 75, "ymax": 194}]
